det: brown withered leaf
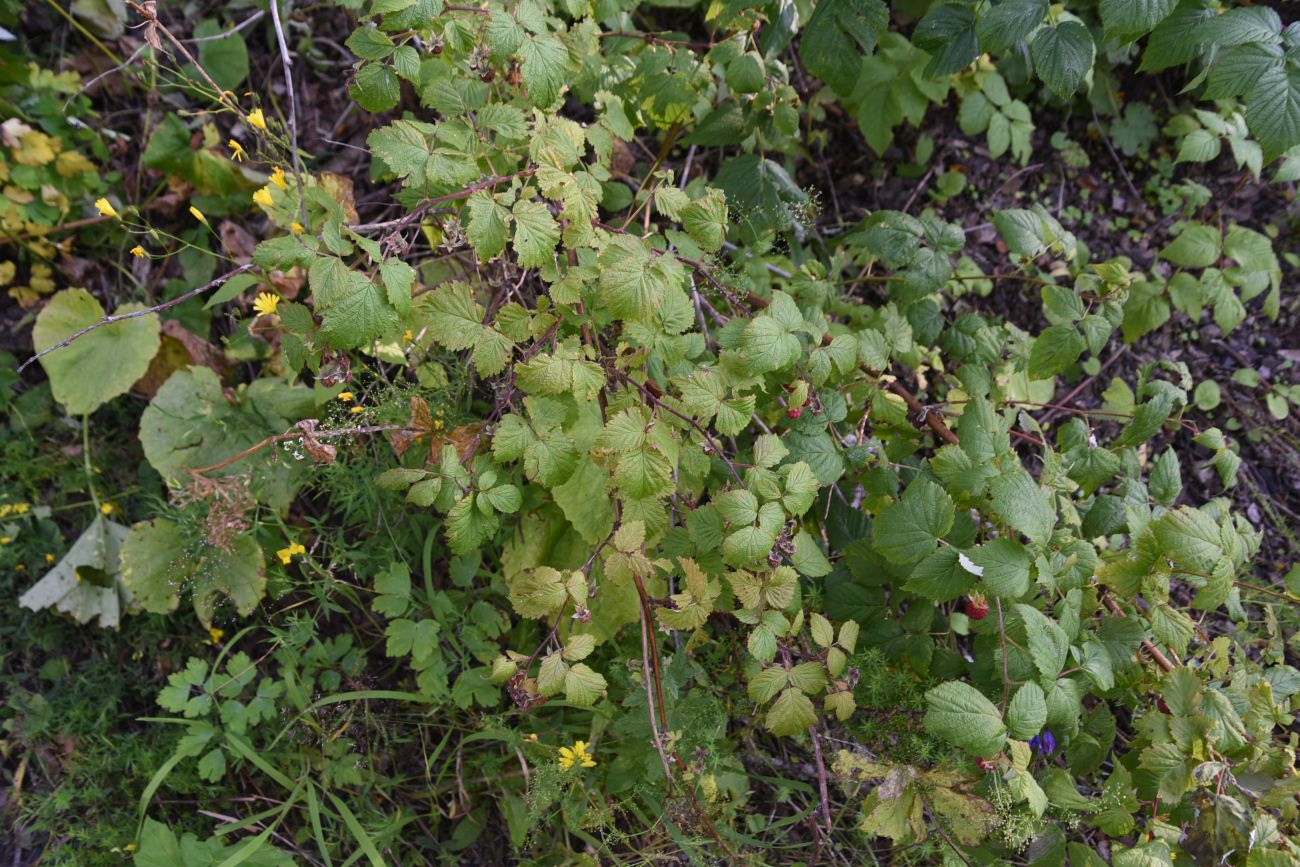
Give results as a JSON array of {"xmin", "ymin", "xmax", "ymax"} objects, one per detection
[
  {"xmin": 441, "ymin": 422, "xmax": 483, "ymax": 463},
  {"xmin": 219, "ymin": 220, "xmax": 256, "ymax": 263},
  {"xmin": 389, "ymin": 396, "xmax": 434, "ymax": 458},
  {"xmin": 319, "ymin": 173, "xmax": 359, "ymax": 224},
  {"xmin": 294, "ymin": 420, "xmax": 337, "ymax": 465}
]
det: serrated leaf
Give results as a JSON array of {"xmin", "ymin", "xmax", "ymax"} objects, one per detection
[
  {"xmin": 766, "ymin": 687, "xmax": 818, "ymax": 735},
  {"xmin": 873, "ymin": 478, "xmax": 954, "ymax": 564},
  {"xmin": 1030, "ymin": 21, "xmax": 1094, "ymax": 100},
  {"xmin": 799, "ymin": 0, "xmax": 888, "ymax": 95},
  {"xmin": 1006, "ymin": 681, "xmax": 1047, "ymax": 740},
  {"xmin": 924, "ymin": 680, "xmax": 1007, "ymax": 757}
]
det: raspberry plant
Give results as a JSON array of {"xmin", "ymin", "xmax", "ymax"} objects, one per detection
[{"xmin": 9, "ymin": 0, "xmax": 1300, "ymax": 862}]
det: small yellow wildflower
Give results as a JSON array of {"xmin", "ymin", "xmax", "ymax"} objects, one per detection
[
  {"xmin": 252, "ymin": 292, "xmax": 280, "ymax": 317},
  {"xmin": 433, "ymin": 419, "xmax": 443, "ymax": 430},
  {"xmin": 270, "ymin": 167, "xmax": 287, "ymax": 190},
  {"xmin": 403, "ymin": 329, "xmax": 414, "ymax": 342},
  {"xmin": 290, "ymin": 221, "xmax": 304, "ymax": 234},
  {"xmin": 252, "ymin": 187, "xmax": 274, "ymax": 208},
  {"xmin": 130, "ymin": 245, "xmax": 146, "ymax": 258},
  {"xmin": 349, "ymin": 405, "xmax": 364, "ymax": 414},
  {"xmin": 1, "ymin": 537, "xmax": 11, "ymax": 545},
  {"xmin": 94, "ymin": 198, "xmax": 118, "ymax": 218},
  {"xmin": 525, "ymin": 733, "xmax": 538, "ymax": 742},
  {"xmin": 558, "ymin": 740, "xmax": 596, "ymax": 770},
  {"xmin": 45, "ymin": 553, "xmax": 55, "ymax": 564},
  {"xmin": 14, "ymin": 503, "xmax": 29, "ymax": 514},
  {"xmin": 100, "ymin": 502, "xmax": 114, "ymax": 515},
  {"xmin": 15, "ymin": 563, "xmax": 23, "ymax": 572},
  {"xmin": 190, "ymin": 206, "xmax": 208, "ymax": 225},
  {"xmin": 247, "ymin": 108, "xmax": 267, "ymax": 131},
  {"xmin": 337, "ymin": 391, "xmax": 354, "ymax": 402},
  {"xmin": 276, "ymin": 541, "xmax": 306, "ymax": 565},
  {"xmin": 208, "ymin": 627, "xmax": 225, "ymax": 645},
  {"xmin": 227, "ymin": 139, "xmax": 247, "ymax": 162}
]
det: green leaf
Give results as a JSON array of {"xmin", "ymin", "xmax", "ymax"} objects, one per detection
[
  {"xmin": 989, "ymin": 468, "xmax": 1055, "ymax": 544},
  {"xmin": 1029, "ymin": 323, "xmax": 1085, "ymax": 378},
  {"xmin": 977, "ymin": 0, "xmax": 1048, "ymax": 53},
  {"xmin": 873, "ymin": 478, "xmax": 954, "ymax": 564},
  {"xmin": 349, "ymin": 63, "xmax": 401, "ymax": 113},
  {"xmin": 192, "ymin": 535, "xmax": 267, "ymax": 629},
  {"xmin": 512, "ymin": 199, "xmax": 560, "ymax": 268},
  {"xmin": 119, "ymin": 518, "xmax": 189, "ymax": 616},
  {"xmin": 346, "ymin": 25, "xmax": 396, "ymax": 61},
  {"xmin": 748, "ymin": 667, "xmax": 788, "ymax": 703},
  {"xmin": 598, "ymin": 234, "xmax": 674, "ymax": 321},
  {"xmin": 924, "ymin": 681, "xmax": 1007, "ymax": 757},
  {"xmin": 1247, "ymin": 65, "xmax": 1300, "ymax": 161},
  {"xmin": 318, "ymin": 276, "xmax": 398, "ymax": 349},
  {"xmin": 465, "ymin": 190, "xmax": 511, "ymax": 259},
  {"xmin": 564, "ymin": 663, "xmax": 607, "ymax": 707},
  {"xmin": 971, "ymin": 539, "xmax": 1032, "ymax": 599},
  {"xmin": 766, "ymin": 687, "xmax": 818, "ymax": 736},
  {"xmin": 914, "ymin": 4, "xmax": 979, "ymax": 77},
  {"xmin": 1030, "ymin": 21, "xmax": 1094, "ymax": 100},
  {"xmin": 1006, "ymin": 681, "xmax": 1047, "ymax": 739},
  {"xmin": 1160, "ymin": 222, "xmax": 1221, "ymax": 267},
  {"xmin": 194, "ymin": 19, "xmax": 249, "ymax": 90},
  {"xmin": 678, "ymin": 189, "xmax": 728, "ymax": 253},
  {"xmin": 903, "ymin": 547, "xmax": 973, "ymax": 602},
  {"xmin": 427, "ymin": 283, "xmax": 486, "ymax": 351},
  {"xmin": 1016, "ymin": 604, "xmax": 1070, "ymax": 681},
  {"xmin": 32, "ymin": 288, "xmax": 161, "ymax": 415},
  {"xmin": 799, "ymin": 0, "xmax": 888, "ymax": 95},
  {"xmin": 1140, "ymin": 2, "xmax": 1216, "ymax": 72},
  {"xmin": 1100, "ymin": 0, "xmax": 1177, "ymax": 43},
  {"xmin": 518, "ymin": 35, "xmax": 569, "ymax": 107}
]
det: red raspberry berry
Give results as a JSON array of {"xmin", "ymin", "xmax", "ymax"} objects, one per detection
[
  {"xmin": 787, "ymin": 406, "xmax": 802, "ymax": 419},
  {"xmin": 965, "ymin": 596, "xmax": 989, "ymax": 620},
  {"xmin": 975, "ymin": 756, "xmax": 998, "ymax": 772}
]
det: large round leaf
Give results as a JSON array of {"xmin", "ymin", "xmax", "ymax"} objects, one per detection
[{"xmin": 32, "ymin": 288, "xmax": 160, "ymax": 415}]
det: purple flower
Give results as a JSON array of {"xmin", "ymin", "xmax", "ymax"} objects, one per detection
[{"xmin": 1030, "ymin": 730, "xmax": 1057, "ymax": 756}]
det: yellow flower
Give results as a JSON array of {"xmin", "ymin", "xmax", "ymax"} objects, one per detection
[
  {"xmin": 130, "ymin": 245, "xmax": 146, "ymax": 258},
  {"xmin": 433, "ymin": 419, "xmax": 443, "ymax": 430},
  {"xmin": 247, "ymin": 108, "xmax": 267, "ymax": 131},
  {"xmin": 252, "ymin": 187, "xmax": 274, "ymax": 208},
  {"xmin": 403, "ymin": 329, "xmax": 413, "ymax": 342},
  {"xmin": 252, "ymin": 292, "xmax": 280, "ymax": 317},
  {"xmin": 208, "ymin": 627, "xmax": 224, "ymax": 645},
  {"xmin": 94, "ymin": 198, "xmax": 118, "ymax": 218},
  {"xmin": 45, "ymin": 553, "xmax": 55, "ymax": 564},
  {"xmin": 270, "ymin": 167, "xmax": 287, "ymax": 190},
  {"xmin": 290, "ymin": 221, "xmax": 304, "ymax": 234},
  {"xmin": 14, "ymin": 503, "xmax": 28, "ymax": 514},
  {"xmin": 558, "ymin": 740, "xmax": 596, "ymax": 770},
  {"xmin": 227, "ymin": 139, "xmax": 247, "ymax": 161},
  {"xmin": 349, "ymin": 405, "xmax": 364, "ymax": 414},
  {"xmin": 0, "ymin": 537, "xmax": 10, "ymax": 545},
  {"xmin": 15, "ymin": 563, "xmax": 23, "ymax": 572},
  {"xmin": 336, "ymin": 391, "xmax": 354, "ymax": 402},
  {"xmin": 190, "ymin": 206, "xmax": 208, "ymax": 225},
  {"xmin": 276, "ymin": 541, "xmax": 306, "ymax": 565},
  {"xmin": 100, "ymin": 502, "xmax": 114, "ymax": 515},
  {"xmin": 526, "ymin": 733, "xmax": 538, "ymax": 742}
]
